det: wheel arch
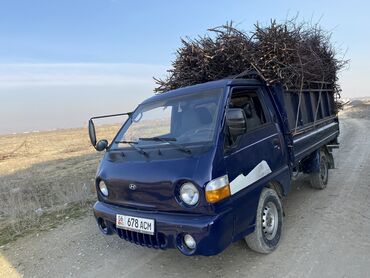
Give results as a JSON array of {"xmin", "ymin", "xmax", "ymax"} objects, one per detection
[
  {"xmin": 266, "ymin": 180, "xmax": 284, "ymax": 199},
  {"xmin": 264, "ymin": 165, "xmax": 291, "ymax": 197}
]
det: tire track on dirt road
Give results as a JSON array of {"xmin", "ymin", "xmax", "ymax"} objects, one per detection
[{"xmin": 283, "ymin": 117, "xmax": 370, "ymax": 277}]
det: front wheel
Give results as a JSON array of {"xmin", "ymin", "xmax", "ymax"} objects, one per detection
[{"xmin": 245, "ymin": 188, "xmax": 283, "ymax": 254}]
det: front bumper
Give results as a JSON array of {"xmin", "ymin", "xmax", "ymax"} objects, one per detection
[{"xmin": 93, "ymin": 201, "xmax": 234, "ymax": 256}]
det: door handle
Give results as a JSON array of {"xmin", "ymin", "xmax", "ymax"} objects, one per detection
[{"xmin": 272, "ymin": 138, "xmax": 281, "ymax": 150}]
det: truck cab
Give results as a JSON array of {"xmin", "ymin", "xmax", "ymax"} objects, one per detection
[{"xmin": 90, "ymin": 78, "xmax": 338, "ymax": 256}]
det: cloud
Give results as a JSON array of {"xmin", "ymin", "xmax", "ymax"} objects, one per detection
[{"xmin": 0, "ymin": 63, "xmax": 168, "ymax": 88}]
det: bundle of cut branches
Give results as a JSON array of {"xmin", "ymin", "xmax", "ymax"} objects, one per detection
[{"xmin": 154, "ymin": 20, "xmax": 347, "ymax": 98}]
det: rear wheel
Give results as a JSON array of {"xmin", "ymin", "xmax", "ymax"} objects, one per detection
[
  {"xmin": 245, "ymin": 188, "xmax": 283, "ymax": 253},
  {"xmin": 310, "ymin": 150, "xmax": 329, "ymax": 189}
]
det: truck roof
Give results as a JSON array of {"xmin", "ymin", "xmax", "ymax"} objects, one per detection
[{"xmin": 142, "ymin": 78, "xmax": 264, "ymax": 105}]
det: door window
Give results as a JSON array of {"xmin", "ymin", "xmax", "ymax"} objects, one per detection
[{"xmin": 226, "ymin": 89, "xmax": 268, "ymax": 145}]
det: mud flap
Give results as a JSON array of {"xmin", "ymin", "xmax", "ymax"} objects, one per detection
[
  {"xmin": 326, "ymin": 151, "xmax": 335, "ymax": 169},
  {"xmin": 300, "ymin": 150, "xmax": 320, "ymax": 174}
]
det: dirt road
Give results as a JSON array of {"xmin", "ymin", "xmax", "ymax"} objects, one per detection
[{"xmin": 1, "ymin": 116, "xmax": 370, "ymax": 278}]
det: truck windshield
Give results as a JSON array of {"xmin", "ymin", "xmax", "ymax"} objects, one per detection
[{"xmin": 112, "ymin": 88, "xmax": 224, "ymax": 150}]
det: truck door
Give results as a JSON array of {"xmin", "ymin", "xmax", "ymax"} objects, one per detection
[{"xmin": 223, "ymin": 86, "xmax": 288, "ymax": 235}]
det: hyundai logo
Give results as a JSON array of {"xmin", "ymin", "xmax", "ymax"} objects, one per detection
[{"xmin": 129, "ymin": 184, "xmax": 137, "ymax": 190}]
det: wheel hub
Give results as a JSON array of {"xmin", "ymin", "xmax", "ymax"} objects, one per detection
[{"xmin": 262, "ymin": 201, "xmax": 279, "ymax": 240}]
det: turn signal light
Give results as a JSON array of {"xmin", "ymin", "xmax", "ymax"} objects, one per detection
[{"xmin": 205, "ymin": 175, "xmax": 231, "ymax": 203}]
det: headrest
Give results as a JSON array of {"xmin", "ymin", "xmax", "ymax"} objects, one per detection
[{"xmin": 244, "ymin": 102, "xmax": 253, "ymax": 118}]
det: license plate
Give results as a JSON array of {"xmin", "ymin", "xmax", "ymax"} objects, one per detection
[{"xmin": 116, "ymin": 214, "xmax": 155, "ymax": 235}]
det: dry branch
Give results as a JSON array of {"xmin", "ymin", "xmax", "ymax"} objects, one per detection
[{"xmin": 154, "ymin": 19, "xmax": 347, "ymax": 102}]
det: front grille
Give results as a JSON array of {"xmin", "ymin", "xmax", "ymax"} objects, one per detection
[{"xmin": 115, "ymin": 226, "xmax": 167, "ymax": 249}]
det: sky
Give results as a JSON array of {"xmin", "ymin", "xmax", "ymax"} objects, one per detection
[{"xmin": 0, "ymin": 0, "xmax": 369, "ymax": 134}]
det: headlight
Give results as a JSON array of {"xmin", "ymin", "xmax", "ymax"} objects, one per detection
[
  {"xmin": 179, "ymin": 182, "xmax": 199, "ymax": 206},
  {"xmin": 99, "ymin": 180, "xmax": 109, "ymax": 196},
  {"xmin": 205, "ymin": 175, "xmax": 230, "ymax": 203}
]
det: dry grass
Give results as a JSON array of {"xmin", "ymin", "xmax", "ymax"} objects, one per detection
[{"xmin": 0, "ymin": 124, "xmax": 121, "ymax": 245}]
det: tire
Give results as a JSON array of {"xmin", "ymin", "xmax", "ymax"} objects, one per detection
[
  {"xmin": 245, "ymin": 188, "xmax": 283, "ymax": 254},
  {"xmin": 310, "ymin": 150, "xmax": 329, "ymax": 189}
]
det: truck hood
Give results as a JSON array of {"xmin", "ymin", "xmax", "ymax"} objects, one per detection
[{"xmin": 96, "ymin": 150, "xmax": 215, "ymax": 213}]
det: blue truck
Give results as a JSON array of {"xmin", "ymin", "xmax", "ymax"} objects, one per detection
[{"xmin": 88, "ymin": 74, "xmax": 339, "ymax": 256}]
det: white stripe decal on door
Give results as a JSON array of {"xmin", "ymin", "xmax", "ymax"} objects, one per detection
[{"xmin": 229, "ymin": 160, "xmax": 272, "ymax": 195}]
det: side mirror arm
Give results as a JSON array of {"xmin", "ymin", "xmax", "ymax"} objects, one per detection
[
  {"xmin": 88, "ymin": 111, "xmax": 132, "ymax": 151},
  {"xmin": 89, "ymin": 112, "xmax": 132, "ymax": 121}
]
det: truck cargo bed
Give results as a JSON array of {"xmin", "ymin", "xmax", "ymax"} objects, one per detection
[
  {"xmin": 270, "ymin": 82, "xmax": 340, "ymax": 165},
  {"xmin": 293, "ymin": 120, "xmax": 339, "ymax": 163}
]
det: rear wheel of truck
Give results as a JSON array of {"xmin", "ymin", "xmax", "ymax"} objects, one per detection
[
  {"xmin": 245, "ymin": 187, "xmax": 283, "ymax": 254},
  {"xmin": 309, "ymin": 150, "xmax": 329, "ymax": 189}
]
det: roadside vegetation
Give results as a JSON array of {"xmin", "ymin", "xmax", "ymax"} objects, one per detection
[{"xmin": 0, "ymin": 124, "xmax": 120, "ymax": 245}]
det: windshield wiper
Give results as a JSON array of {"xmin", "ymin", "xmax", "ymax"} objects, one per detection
[
  {"xmin": 139, "ymin": 137, "xmax": 191, "ymax": 154},
  {"xmin": 114, "ymin": 140, "xmax": 149, "ymax": 157}
]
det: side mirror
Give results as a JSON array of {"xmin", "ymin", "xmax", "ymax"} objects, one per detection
[
  {"xmin": 88, "ymin": 119, "xmax": 108, "ymax": 151},
  {"xmin": 226, "ymin": 108, "xmax": 247, "ymax": 137},
  {"xmin": 88, "ymin": 112, "xmax": 132, "ymax": 151},
  {"xmin": 96, "ymin": 139, "xmax": 108, "ymax": 152},
  {"xmin": 88, "ymin": 119, "xmax": 97, "ymax": 147}
]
